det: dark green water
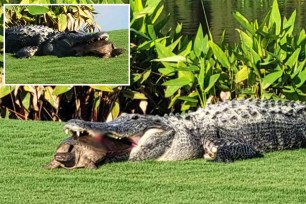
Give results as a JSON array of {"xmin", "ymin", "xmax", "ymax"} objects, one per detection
[{"xmin": 164, "ymin": 0, "xmax": 306, "ymax": 42}]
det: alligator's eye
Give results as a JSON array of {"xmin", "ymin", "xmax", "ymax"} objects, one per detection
[
  {"xmin": 131, "ymin": 115, "xmax": 139, "ymax": 120},
  {"xmin": 154, "ymin": 119, "xmax": 161, "ymax": 123}
]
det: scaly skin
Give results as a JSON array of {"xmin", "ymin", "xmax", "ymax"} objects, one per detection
[
  {"xmin": 63, "ymin": 99, "xmax": 306, "ymax": 164},
  {"xmin": 5, "ymin": 25, "xmax": 118, "ymax": 58}
]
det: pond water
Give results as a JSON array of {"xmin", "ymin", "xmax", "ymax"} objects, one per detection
[{"xmin": 163, "ymin": 0, "xmax": 306, "ymax": 42}]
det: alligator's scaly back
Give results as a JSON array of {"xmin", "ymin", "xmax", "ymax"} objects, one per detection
[
  {"xmin": 192, "ymin": 99, "xmax": 306, "ymax": 161},
  {"xmin": 5, "ymin": 25, "xmax": 57, "ymax": 53}
]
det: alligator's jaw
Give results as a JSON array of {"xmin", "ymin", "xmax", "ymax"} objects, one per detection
[{"xmin": 64, "ymin": 127, "xmax": 164, "ymax": 158}]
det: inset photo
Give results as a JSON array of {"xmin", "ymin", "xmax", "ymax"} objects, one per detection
[{"xmin": 4, "ymin": 4, "xmax": 129, "ymax": 85}]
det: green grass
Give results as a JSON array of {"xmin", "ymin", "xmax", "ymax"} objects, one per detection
[
  {"xmin": 1, "ymin": 119, "xmax": 306, "ymax": 203},
  {"xmin": 4, "ymin": 29, "xmax": 129, "ymax": 85}
]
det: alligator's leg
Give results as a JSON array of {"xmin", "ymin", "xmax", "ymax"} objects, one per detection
[
  {"xmin": 203, "ymin": 138, "xmax": 263, "ymax": 162},
  {"xmin": 129, "ymin": 129, "xmax": 175, "ymax": 161},
  {"xmin": 15, "ymin": 46, "xmax": 39, "ymax": 58},
  {"xmin": 157, "ymin": 131, "xmax": 203, "ymax": 161}
]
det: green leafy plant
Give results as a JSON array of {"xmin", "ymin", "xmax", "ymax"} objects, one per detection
[
  {"xmin": 5, "ymin": 5, "xmax": 100, "ymax": 32},
  {"xmin": 153, "ymin": 0, "xmax": 306, "ymax": 112}
]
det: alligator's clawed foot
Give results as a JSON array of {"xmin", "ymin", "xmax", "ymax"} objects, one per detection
[{"xmin": 204, "ymin": 146, "xmax": 218, "ymax": 161}]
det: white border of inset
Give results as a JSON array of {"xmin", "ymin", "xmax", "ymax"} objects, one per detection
[{"xmin": 3, "ymin": 4, "xmax": 130, "ymax": 86}]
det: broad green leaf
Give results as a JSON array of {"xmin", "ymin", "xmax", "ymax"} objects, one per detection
[
  {"xmin": 268, "ymin": 0, "xmax": 281, "ymax": 35},
  {"xmin": 147, "ymin": 24, "xmax": 157, "ymax": 40},
  {"xmin": 232, "ymin": 11, "xmax": 255, "ymax": 34},
  {"xmin": 175, "ymin": 23, "xmax": 182, "ymax": 34},
  {"xmin": 138, "ymin": 37, "xmax": 168, "ymax": 50},
  {"xmin": 22, "ymin": 86, "xmax": 34, "ymax": 94},
  {"xmin": 58, "ymin": 14, "xmax": 67, "ymax": 32},
  {"xmin": 52, "ymin": 86, "xmax": 73, "ymax": 95},
  {"xmin": 236, "ymin": 66, "xmax": 249, "ymax": 83},
  {"xmin": 291, "ymin": 60, "xmax": 306, "ymax": 79},
  {"xmin": 283, "ymin": 10, "xmax": 296, "ymax": 34},
  {"xmin": 208, "ymin": 41, "xmax": 231, "ymax": 68},
  {"xmin": 162, "ymin": 77, "xmax": 192, "ymax": 86},
  {"xmin": 174, "ymin": 65, "xmax": 199, "ymax": 72},
  {"xmin": 0, "ymin": 86, "xmax": 14, "ymax": 98},
  {"xmin": 178, "ymin": 71, "xmax": 194, "ymax": 83},
  {"xmin": 123, "ymin": 91, "xmax": 147, "ymax": 99},
  {"xmin": 236, "ymin": 29, "xmax": 253, "ymax": 48},
  {"xmin": 179, "ymin": 41, "xmax": 193, "ymax": 56},
  {"xmin": 261, "ymin": 70, "xmax": 283, "ymax": 89},
  {"xmin": 132, "ymin": 92, "xmax": 147, "ymax": 99},
  {"xmin": 285, "ymin": 48, "xmax": 301, "ymax": 68},
  {"xmin": 134, "ymin": 0, "xmax": 144, "ymax": 12},
  {"xmin": 167, "ymin": 36, "xmax": 182, "ymax": 52},
  {"xmin": 168, "ymin": 92, "xmax": 180, "ymax": 108},
  {"xmin": 165, "ymin": 86, "xmax": 181, "ymax": 98},
  {"xmin": 130, "ymin": 28, "xmax": 151, "ymax": 41},
  {"xmin": 153, "ymin": 56, "xmax": 187, "ymax": 63},
  {"xmin": 21, "ymin": 92, "xmax": 31, "ymax": 111},
  {"xmin": 111, "ymin": 101, "xmax": 120, "ymax": 119},
  {"xmin": 26, "ymin": 6, "xmax": 49, "ymax": 15},
  {"xmin": 296, "ymin": 68, "xmax": 306, "ymax": 88},
  {"xmin": 204, "ymin": 74, "xmax": 220, "ymax": 93},
  {"xmin": 177, "ymin": 96, "xmax": 198, "ymax": 103},
  {"xmin": 155, "ymin": 42, "xmax": 175, "ymax": 58},
  {"xmin": 158, "ymin": 67, "xmax": 175, "ymax": 76},
  {"xmin": 297, "ymin": 29, "xmax": 306, "ymax": 46},
  {"xmin": 194, "ymin": 24, "xmax": 204, "ymax": 58},
  {"xmin": 197, "ymin": 58, "xmax": 206, "ymax": 91},
  {"xmin": 152, "ymin": 4, "xmax": 164, "ymax": 23},
  {"xmin": 141, "ymin": 69, "xmax": 151, "ymax": 84},
  {"xmin": 44, "ymin": 86, "xmax": 58, "ymax": 109},
  {"xmin": 91, "ymin": 86, "xmax": 115, "ymax": 92}
]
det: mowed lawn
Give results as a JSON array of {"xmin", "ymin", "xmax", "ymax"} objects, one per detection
[
  {"xmin": 4, "ymin": 29, "xmax": 129, "ymax": 85},
  {"xmin": 1, "ymin": 119, "xmax": 306, "ymax": 203}
]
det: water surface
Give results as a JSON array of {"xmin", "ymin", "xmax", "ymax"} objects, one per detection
[{"xmin": 164, "ymin": 0, "xmax": 306, "ymax": 42}]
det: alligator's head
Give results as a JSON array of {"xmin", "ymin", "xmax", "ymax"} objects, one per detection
[
  {"xmin": 72, "ymin": 39, "xmax": 126, "ymax": 58},
  {"xmin": 64, "ymin": 114, "xmax": 174, "ymax": 163},
  {"xmin": 44, "ymin": 31, "xmax": 110, "ymax": 57}
]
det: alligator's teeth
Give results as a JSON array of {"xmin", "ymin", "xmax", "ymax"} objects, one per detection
[
  {"xmin": 65, "ymin": 129, "xmax": 69, "ymax": 134},
  {"xmin": 76, "ymin": 131, "xmax": 80, "ymax": 137}
]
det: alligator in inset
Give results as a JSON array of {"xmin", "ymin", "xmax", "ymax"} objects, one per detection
[
  {"xmin": 51, "ymin": 99, "xmax": 306, "ymax": 168},
  {"xmin": 5, "ymin": 25, "xmax": 125, "ymax": 58}
]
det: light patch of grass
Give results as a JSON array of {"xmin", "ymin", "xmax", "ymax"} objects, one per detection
[
  {"xmin": 4, "ymin": 29, "xmax": 129, "ymax": 85},
  {"xmin": 1, "ymin": 119, "xmax": 306, "ymax": 203}
]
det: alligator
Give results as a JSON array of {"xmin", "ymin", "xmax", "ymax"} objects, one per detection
[
  {"xmin": 5, "ymin": 25, "xmax": 125, "ymax": 58},
  {"xmin": 60, "ymin": 99, "xmax": 306, "ymax": 167}
]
